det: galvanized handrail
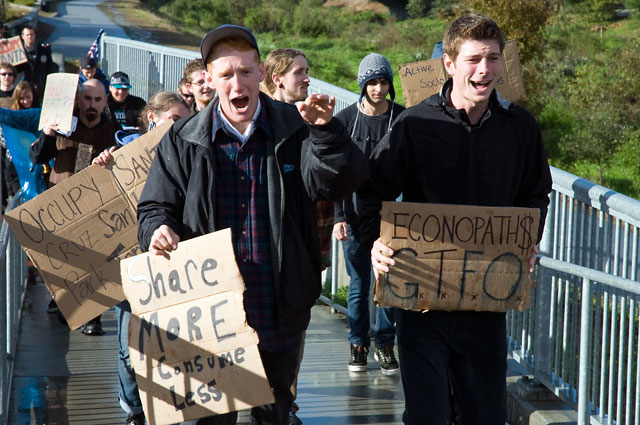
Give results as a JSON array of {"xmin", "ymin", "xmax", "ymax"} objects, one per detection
[{"xmin": 0, "ymin": 193, "xmax": 28, "ymax": 424}]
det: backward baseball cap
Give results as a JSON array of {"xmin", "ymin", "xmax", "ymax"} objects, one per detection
[
  {"xmin": 200, "ymin": 24, "xmax": 260, "ymax": 63},
  {"xmin": 110, "ymin": 71, "xmax": 131, "ymax": 89}
]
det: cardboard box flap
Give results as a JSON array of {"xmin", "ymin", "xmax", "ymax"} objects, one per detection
[
  {"xmin": 375, "ymin": 202, "xmax": 539, "ymax": 312},
  {"xmin": 110, "ymin": 120, "xmax": 172, "ymax": 207}
]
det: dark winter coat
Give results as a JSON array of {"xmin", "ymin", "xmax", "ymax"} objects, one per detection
[{"xmin": 137, "ymin": 93, "xmax": 369, "ymax": 339}]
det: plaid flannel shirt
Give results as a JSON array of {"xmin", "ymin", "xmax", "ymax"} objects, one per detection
[{"xmin": 212, "ymin": 102, "xmax": 296, "ymax": 351}]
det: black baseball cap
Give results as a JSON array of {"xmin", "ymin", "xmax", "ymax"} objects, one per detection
[
  {"xmin": 200, "ymin": 24, "xmax": 260, "ymax": 63},
  {"xmin": 110, "ymin": 71, "xmax": 132, "ymax": 89},
  {"xmin": 80, "ymin": 56, "xmax": 96, "ymax": 69}
]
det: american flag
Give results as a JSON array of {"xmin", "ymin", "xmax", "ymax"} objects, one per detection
[{"xmin": 87, "ymin": 29, "xmax": 105, "ymax": 62}]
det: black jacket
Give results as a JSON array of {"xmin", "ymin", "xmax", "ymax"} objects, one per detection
[
  {"xmin": 334, "ymin": 100, "xmax": 405, "ymax": 225},
  {"xmin": 107, "ymin": 94, "xmax": 146, "ymax": 130},
  {"xmin": 137, "ymin": 94, "xmax": 369, "ymax": 338},
  {"xmin": 358, "ymin": 79, "xmax": 552, "ymax": 242}
]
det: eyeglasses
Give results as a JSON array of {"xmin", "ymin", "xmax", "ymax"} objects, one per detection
[
  {"xmin": 179, "ymin": 91, "xmax": 194, "ymax": 99},
  {"xmin": 190, "ymin": 80, "xmax": 206, "ymax": 87},
  {"xmin": 0, "ymin": 72, "xmax": 15, "ymax": 77}
]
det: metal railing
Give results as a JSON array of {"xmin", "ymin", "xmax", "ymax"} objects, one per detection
[
  {"xmin": 0, "ymin": 193, "xmax": 29, "ymax": 424},
  {"xmin": 101, "ymin": 36, "xmax": 199, "ymax": 101},
  {"xmin": 93, "ymin": 34, "xmax": 640, "ymax": 424},
  {"xmin": 508, "ymin": 169, "xmax": 640, "ymax": 425}
]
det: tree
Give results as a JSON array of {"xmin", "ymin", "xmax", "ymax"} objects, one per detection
[
  {"xmin": 465, "ymin": 0, "xmax": 553, "ymax": 64},
  {"xmin": 558, "ymin": 42, "xmax": 640, "ymax": 183},
  {"xmin": 407, "ymin": 0, "xmax": 430, "ymax": 18}
]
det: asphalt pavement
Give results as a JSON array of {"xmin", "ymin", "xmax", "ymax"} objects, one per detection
[{"xmin": 39, "ymin": 0, "xmax": 128, "ymax": 60}]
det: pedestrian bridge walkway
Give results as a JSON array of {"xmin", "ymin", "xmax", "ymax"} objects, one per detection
[
  {"xmin": 4, "ymin": 275, "xmax": 530, "ymax": 425},
  {"xmin": 7, "ymin": 278, "xmax": 411, "ymax": 425}
]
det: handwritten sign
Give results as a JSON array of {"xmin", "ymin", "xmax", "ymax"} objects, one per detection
[
  {"xmin": 398, "ymin": 40, "xmax": 525, "ymax": 107},
  {"xmin": 38, "ymin": 73, "xmax": 79, "ymax": 133},
  {"xmin": 121, "ymin": 229, "xmax": 274, "ymax": 425},
  {"xmin": 375, "ymin": 202, "xmax": 539, "ymax": 312},
  {"xmin": 108, "ymin": 121, "xmax": 173, "ymax": 204},
  {"xmin": 0, "ymin": 36, "xmax": 27, "ymax": 66},
  {"xmin": 5, "ymin": 124, "xmax": 171, "ymax": 329}
]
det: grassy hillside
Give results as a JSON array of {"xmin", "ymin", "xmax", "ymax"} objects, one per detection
[{"xmin": 138, "ymin": 0, "xmax": 640, "ymax": 196}]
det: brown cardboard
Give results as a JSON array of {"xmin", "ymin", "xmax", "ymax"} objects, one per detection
[
  {"xmin": 375, "ymin": 202, "xmax": 539, "ymax": 312},
  {"xmin": 398, "ymin": 40, "xmax": 525, "ymax": 107},
  {"xmin": 397, "ymin": 58, "xmax": 448, "ymax": 108},
  {"xmin": 121, "ymin": 229, "xmax": 274, "ymax": 425},
  {"xmin": 0, "ymin": 36, "xmax": 28, "ymax": 66},
  {"xmin": 109, "ymin": 120, "xmax": 171, "ymax": 206},
  {"xmin": 38, "ymin": 73, "xmax": 79, "ymax": 133},
  {"xmin": 495, "ymin": 40, "xmax": 526, "ymax": 103},
  {"xmin": 5, "ymin": 125, "xmax": 170, "ymax": 330}
]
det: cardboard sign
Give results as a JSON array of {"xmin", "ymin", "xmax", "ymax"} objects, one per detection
[
  {"xmin": 121, "ymin": 229, "xmax": 274, "ymax": 425},
  {"xmin": 5, "ymin": 123, "xmax": 171, "ymax": 329},
  {"xmin": 398, "ymin": 40, "xmax": 525, "ymax": 107},
  {"xmin": 0, "ymin": 36, "xmax": 28, "ymax": 66},
  {"xmin": 397, "ymin": 58, "xmax": 448, "ymax": 108},
  {"xmin": 375, "ymin": 202, "xmax": 539, "ymax": 312},
  {"xmin": 38, "ymin": 73, "xmax": 79, "ymax": 133}
]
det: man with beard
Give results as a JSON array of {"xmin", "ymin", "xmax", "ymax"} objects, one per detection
[
  {"xmin": 264, "ymin": 48, "xmax": 310, "ymax": 106},
  {"xmin": 182, "ymin": 58, "xmax": 216, "ymax": 114},
  {"xmin": 30, "ymin": 78, "xmax": 117, "ymax": 336}
]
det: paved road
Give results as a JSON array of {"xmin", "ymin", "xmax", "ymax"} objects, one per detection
[{"xmin": 39, "ymin": 0, "xmax": 128, "ymax": 60}]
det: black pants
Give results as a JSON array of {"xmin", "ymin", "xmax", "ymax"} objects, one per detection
[
  {"xmin": 196, "ymin": 334, "xmax": 303, "ymax": 425},
  {"xmin": 397, "ymin": 310, "xmax": 507, "ymax": 425}
]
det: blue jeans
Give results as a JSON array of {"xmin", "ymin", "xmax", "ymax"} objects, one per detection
[
  {"xmin": 116, "ymin": 300, "xmax": 143, "ymax": 416},
  {"xmin": 342, "ymin": 223, "xmax": 395, "ymax": 347}
]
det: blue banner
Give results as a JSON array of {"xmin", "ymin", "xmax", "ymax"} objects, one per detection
[{"xmin": 0, "ymin": 108, "xmax": 48, "ymax": 201}]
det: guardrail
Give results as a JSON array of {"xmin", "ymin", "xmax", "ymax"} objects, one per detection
[
  {"xmin": 0, "ymin": 193, "xmax": 28, "ymax": 424},
  {"xmin": 526, "ymin": 256, "xmax": 640, "ymax": 425},
  {"xmin": 93, "ymin": 34, "xmax": 640, "ymax": 425}
]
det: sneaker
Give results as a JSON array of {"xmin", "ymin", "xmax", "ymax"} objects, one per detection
[
  {"xmin": 126, "ymin": 412, "xmax": 145, "ymax": 425},
  {"xmin": 374, "ymin": 344, "xmax": 400, "ymax": 376},
  {"xmin": 348, "ymin": 344, "xmax": 368, "ymax": 372},
  {"xmin": 47, "ymin": 299, "xmax": 59, "ymax": 313},
  {"xmin": 82, "ymin": 317, "xmax": 104, "ymax": 336},
  {"xmin": 289, "ymin": 411, "xmax": 303, "ymax": 425}
]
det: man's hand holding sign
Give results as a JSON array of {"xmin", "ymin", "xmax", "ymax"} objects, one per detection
[{"xmin": 121, "ymin": 229, "xmax": 273, "ymax": 425}]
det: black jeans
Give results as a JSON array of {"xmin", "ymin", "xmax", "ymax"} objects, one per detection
[
  {"xmin": 196, "ymin": 334, "xmax": 303, "ymax": 425},
  {"xmin": 397, "ymin": 310, "xmax": 507, "ymax": 425}
]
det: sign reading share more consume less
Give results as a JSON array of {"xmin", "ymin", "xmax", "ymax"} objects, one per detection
[
  {"xmin": 121, "ymin": 229, "xmax": 274, "ymax": 425},
  {"xmin": 375, "ymin": 202, "xmax": 539, "ymax": 312},
  {"xmin": 398, "ymin": 40, "xmax": 525, "ymax": 107}
]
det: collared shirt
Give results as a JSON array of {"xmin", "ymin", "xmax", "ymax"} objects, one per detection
[
  {"xmin": 211, "ymin": 99, "xmax": 296, "ymax": 351},
  {"xmin": 217, "ymin": 101, "xmax": 262, "ymax": 143}
]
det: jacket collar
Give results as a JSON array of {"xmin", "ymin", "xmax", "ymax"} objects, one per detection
[
  {"xmin": 178, "ymin": 92, "xmax": 305, "ymax": 149},
  {"xmin": 435, "ymin": 77, "xmax": 514, "ymax": 113}
]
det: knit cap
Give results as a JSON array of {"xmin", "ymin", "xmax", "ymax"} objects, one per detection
[{"xmin": 357, "ymin": 53, "xmax": 395, "ymax": 102}]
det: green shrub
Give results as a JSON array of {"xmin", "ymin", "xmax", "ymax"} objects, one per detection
[{"xmin": 244, "ymin": 6, "xmax": 289, "ymax": 33}]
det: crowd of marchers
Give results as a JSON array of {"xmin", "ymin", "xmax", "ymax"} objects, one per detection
[{"xmin": 0, "ymin": 14, "xmax": 552, "ymax": 425}]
